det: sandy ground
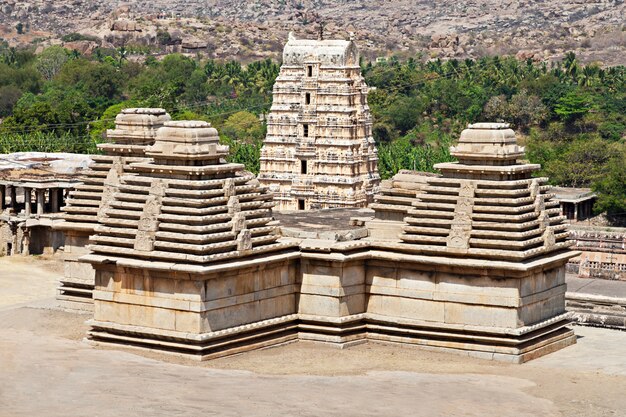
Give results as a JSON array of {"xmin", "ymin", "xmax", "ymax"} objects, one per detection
[{"xmin": 1, "ymin": 256, "xmax": 626, "ymax": 417}]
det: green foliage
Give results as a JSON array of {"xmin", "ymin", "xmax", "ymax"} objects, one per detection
[
  {"xmin": 542, "ymin": 137, "xmax": 617, "ymax": 188},
  {"xmin": 156, "ymin": 30, "xmax": 172, "ymax": 46},
  {"xmin": 35, "ymin": 46, "xmax": 69, "ymax": 80},
  {"xmin": 593, "ymin": 147, "xmax": 626, "ymax": 219},
  {"xmin": 0, "ymin": 131, "xmax": 98, "ymax": 153},
  {"xmin": 15, "ymin": 23, "xmax": 24, "ymax": 35},
  {"xmin": 0, "ymin": 85, "xmax": 22, "ymax": 117},
  {"xmin": 61, "ymin": 33, "xmax": 98, "ymax": 43},
  {"xmin": 554, "ymin": 90, "xmax": 592, "ymax": 123}
]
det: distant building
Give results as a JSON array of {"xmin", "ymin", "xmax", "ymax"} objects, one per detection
[
  {"xmin": 552, "ymin": 187, "xmax": 597, "ymax": 222},
  {"xmin": 258, "ymin": 33, "xmax": 380, "ymax": 211},
  {"xmin": 0, "ymin": 153, "xmax": 89, "ymax": 256}
]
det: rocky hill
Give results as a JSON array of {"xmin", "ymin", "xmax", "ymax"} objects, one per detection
[{"xmin": 1, "ymin": 0, "xmax": 625, "ymax": 65}]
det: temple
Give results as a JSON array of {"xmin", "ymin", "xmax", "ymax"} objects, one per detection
[
  {"xmin": 82, "ymin": 120, "xmax": 299, "ymax": 357},
  {"xmin": 54, "ymin": 108, "xmax": 171, "ymax": 309},
  {"xmin": 258, "ymin": 33, "xmax": 380, "ymax": 210},
  {"xmin": 77, "ymin": 116, "xmax": 577, "ymax": 363}
]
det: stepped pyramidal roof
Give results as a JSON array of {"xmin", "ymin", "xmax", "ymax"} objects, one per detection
[
  {"xmin": 400, "ymin": 123, "xmax": 572, "ymax": 260},
  {"xmin": 87, "ymin": 120, "xmax": 293, "ymax": 267},
  {"xmin": 59, "ymin": 108, "xmax": 171, "ymax": 232}
]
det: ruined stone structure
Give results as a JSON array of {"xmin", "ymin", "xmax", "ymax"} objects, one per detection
[
  {"xmin": 81, "ymin": 121, "xmax": 577, "ymax": 363},
  {"xmin": 0, "ymin": 153, "xmax": 87, "ymax": 256},
  {"xmin": 553, "ymin": 187, "xmax": 597, "ymax": 222},
  {"xmin": 258, "ymin": 34, "xmax": 380, "ymax": 211},
  {"xmin": 55, "ymin": 108, "xmax": 171, "ymax": 309},
  {"xmin": 566, "ymin": 227, "xmax": 626, "ymax": 280}
]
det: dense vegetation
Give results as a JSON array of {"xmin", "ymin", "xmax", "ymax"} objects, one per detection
[{"xmin": 0, "ymin": 43, "xmax": 624, "ymax": 221}]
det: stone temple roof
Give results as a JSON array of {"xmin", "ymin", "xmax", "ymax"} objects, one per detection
[
  {"xmin": 100, "ymin": 108, "xmax": 171, "ymax": 157},
  {"xmin": 282, "ymin": 33, "xmax": 358, "ymax": 66},
  {"xmin": 58, "ymin": 108, "xmax": 170, "ymax": 233},
  {"xmin": 87, "ymin": 121, "xmax": 295, "ymax": 267},
  {"xmin": 399, "ymin": 123, "xmax": 572, "ymax": 261}
]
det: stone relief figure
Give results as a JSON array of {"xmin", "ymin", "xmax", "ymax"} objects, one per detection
[
  {"xmin": 223, "ymin": 178, "xmax": 236, "ymax": 199},
  {"xmin": 236, "ymin": 229, "xmax": 252, "ymax": 252},
  {"xmin": 529, "ymin": 178, "xmax": 540, "ymax": 199},
  {"xmin": 227, "ymin": 196, "xmax": 241, "ymax": 215},
  {"xmin": 98, "ymin": 157, "xmax": 124, "ymax": 221},
  {"xmin": 446, "ymin": 180, "xmax": 475, "ymax": 250},
  {"xmin": 232, "ymin": 212, "xmax": 246, "ymax": 234},
  {"xmin": 544, "ymin": 227, "xmax": 556, "ymax": 249},
  {"xmin": 134, "ymin": 179, "xmax": 166, "ymax": 252}
]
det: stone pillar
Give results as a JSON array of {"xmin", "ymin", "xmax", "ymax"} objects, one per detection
[
  {"xmin": 22, "ymin": 227, "xmax": 30, "ymax": 256},
  {"xmin": 9, "ymin": 185, "xmax": 16, "ymax": 209},
  {"xmin": 574, "ymin": 203, "xmax": 579, "ymax": 222},
  {"xmin": 50, "ymin": 188, "xmax": 59, "ymax": 212},
  {"xmin": 36, "ymin": 190, "xmax": 45, "ymax": 216},
  {"xmin": 24, "ymin": 188, "xmax": 32, "ymax": 216}
]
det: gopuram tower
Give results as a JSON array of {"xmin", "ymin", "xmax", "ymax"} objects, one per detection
[{"xmin": 258, "ymin": 33, "xmax": 380, "ymax": 211}]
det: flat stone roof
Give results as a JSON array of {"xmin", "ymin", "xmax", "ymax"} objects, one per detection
[
  {"xmin": 0, "ymin": 152, "xmax": 91, "ymax": 187},
  {"xmin": 275, "ymin": 208, "xmax": 372, "ymax": 240},
  {"xmin": 552, "ymin": 187, "xmax": 597, "ymax": 203}
]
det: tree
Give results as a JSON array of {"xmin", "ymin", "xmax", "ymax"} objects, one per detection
[
  {"xmin": 593, "ymin": 146, "xmax": 626, "ymax": 222},
  {"xmin": 543, "ymin": 138, "xmax": 615, "ymax": 188},
  {"xmin": 221, "ymin": 111, "xmax": 263, "ymax": 143},
  {"xmin": 0, "ymin": 85, "xmax": 22, "ymax": 117},
  {"xmin": 183, "ymin": 68, "xmax": 209, "ymax": 105},
  {"xmin": 15, "ymin": 23, "xmax": 24, "ymax": 35},
  {"xmin": 35, "ymin": 46, "xmax": 68, "ymax": 80},
  {"xmin": 554, "ymin": 90, "xmax": 592, "ymax": 124}
]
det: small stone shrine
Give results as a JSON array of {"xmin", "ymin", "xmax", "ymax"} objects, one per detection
[
  {"xmin": 55, "ymin": 108, "xmax": 170, "ymax": 308},
  {"xmin": 83, "ymin": 121, "xmax": 299, "ymax": 358},
  {"xmin": 258, "ymin": 33, "xmax": 380, "ymax": 210}
]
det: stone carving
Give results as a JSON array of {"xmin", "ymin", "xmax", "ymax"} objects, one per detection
[
  {"xmin": 227, "ymin": 196, "xmax": 241, "ymax": 215},
  {"xmin": 232, "ymin": 212, "xmax": 246, "ymax": 234},
  {"xmin": 258, "ymin": 34, "xmax": 380, "ymax": 210},
  {"xmin": 134, "ymin": 180, "xmax": 166, "ymax": 252},
  {"xmin": 529, "ymin": 178, "xmax": 540, "ymax": 200},
  {"xmin": 544, "ymin": 227, "xmax": 556, "ymax": 249},
  {"xmin": 535, "ymin": 194, "xmax": 546, "ymax": 214},
  {"xmin": 446, "ymin": 181, "xmax": 475, "ymax": 251},
  {"xmin": 97, "ymin": 156, "xmax": 124, "ymax": 221},
  {"xmin": 539, "ymin": 211, "xmax": 551, "ymax": 232},
  {"xmin": 236, "ymin": 229, "xmax": 252, "ymax": 252},
  {"xmin": 223, "ymin": 178, "xmax": 236, "ymax": 199}
]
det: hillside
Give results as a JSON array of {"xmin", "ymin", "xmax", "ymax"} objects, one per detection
[{"xmin": 0, "ymin": 0, "xmax": 625, "ymax": 65}]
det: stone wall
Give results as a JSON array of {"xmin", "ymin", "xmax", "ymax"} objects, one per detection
[
  {"xmin": 91, "ymin": 257, "xmax": 300, "ymax": 349},
  {"xmin": 567, "ymin": 228, "xmax": 626, "ymax": 280}
]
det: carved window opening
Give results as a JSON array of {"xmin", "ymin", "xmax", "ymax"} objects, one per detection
[
  {"xmin": 298, "ymin": 199, "xmax": 305, "ymax": 210},
  {"xmin": 303, "ymin": 124, "xmax": 309, "ymax": 137},
  {"xmin": 307, "ymin": 65, "xmax": 313, "ymax": 77},
  {"xmin": 305, "ymin": 93, "xmax": 311, "ymax": 105},
  {"xmin": 301, "ymin": 160, "xmax": 308, "ymax": 174}
]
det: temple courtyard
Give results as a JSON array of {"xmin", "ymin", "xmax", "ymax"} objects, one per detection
[{"xmin": 1, "ymin": 256, "xmax": 625, "ymax": 417}]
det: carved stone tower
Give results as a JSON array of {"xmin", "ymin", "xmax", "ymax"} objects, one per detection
[
  {"xmin": 56, "ymin": 108, "xmax": 170, "ymax": 308},
  {"xmin": 258, "ymin": 33, "xmax": 380, "ymax": 211}
]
